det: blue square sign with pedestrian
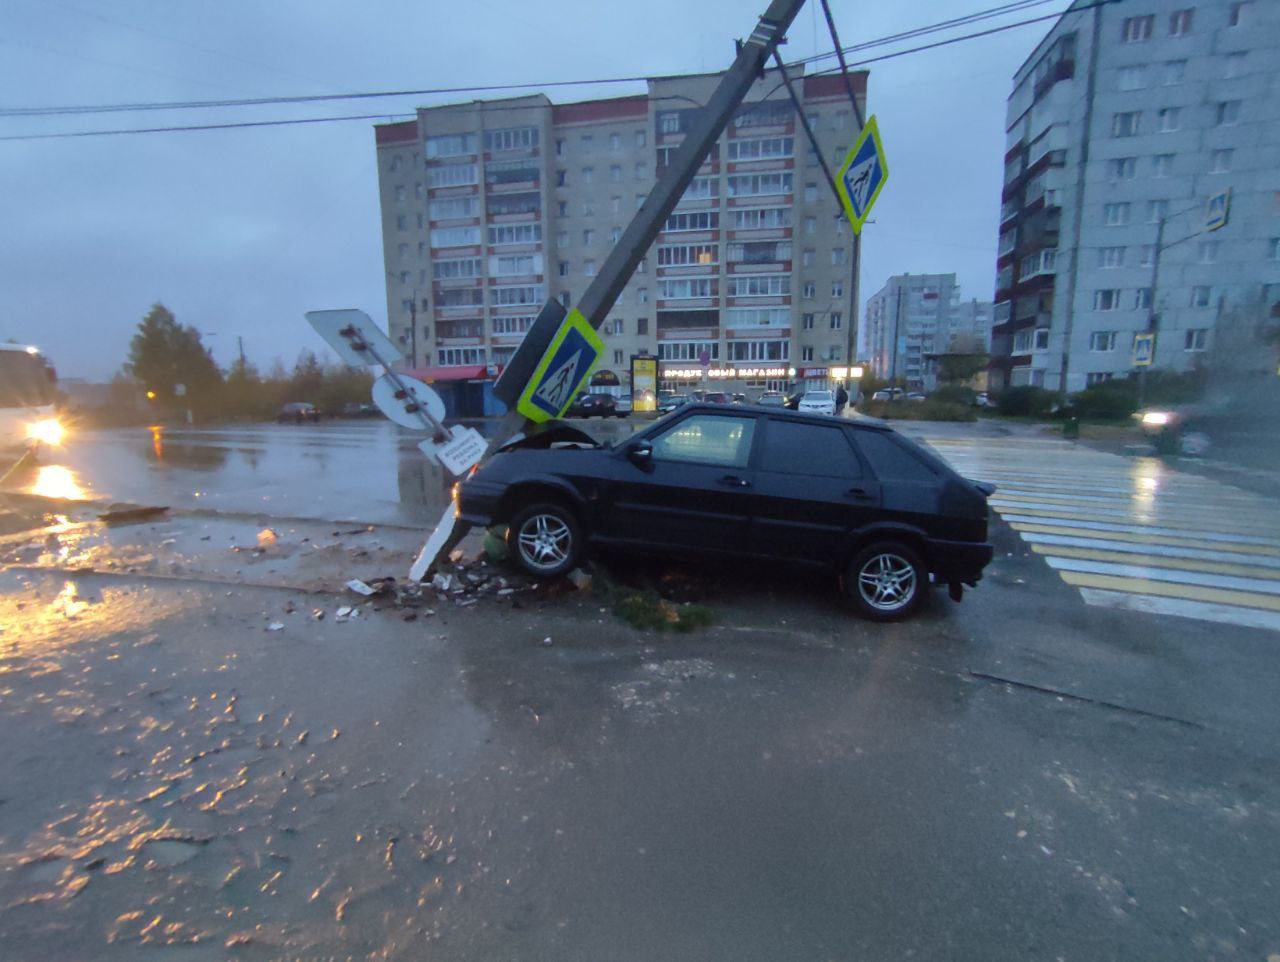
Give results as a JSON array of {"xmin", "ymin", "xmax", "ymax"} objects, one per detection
[{"xmin": 516, "ymin": 309, "xmax": 605, "ymax": 423}]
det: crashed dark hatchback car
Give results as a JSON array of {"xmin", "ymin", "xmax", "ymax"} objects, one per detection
[{"xmin": 456, "ymin": 404, "xmax": 995, "ymax": 620}]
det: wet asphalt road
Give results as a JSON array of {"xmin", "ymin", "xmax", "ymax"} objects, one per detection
[{"xmin": 1, "ymin": 419, "xmax": 1279, "ymax": 959}]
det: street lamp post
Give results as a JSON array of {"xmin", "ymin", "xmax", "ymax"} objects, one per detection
[{"xmin": 1140, "ymin": 198, "xmax": 1209, "ymax": 407}]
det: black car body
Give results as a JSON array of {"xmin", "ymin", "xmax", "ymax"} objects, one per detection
[
  {"xmin": 278, "ymin": 402, "xmax": 321, "ymax": 423},
  {"xmin": 457, "ymin": 404, "xmax": 994, "ymax": 619},
  {"xmin": 566, "ymin": 393, "xmax": 620, "ymax": 418}
]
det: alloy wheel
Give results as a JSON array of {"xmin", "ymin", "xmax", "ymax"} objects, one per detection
[
  {"xmin": 856, "ymin": 552, "xmax": 918, "ymax": 613},
  {"xmin": 517, "ymin": 513, "xmax": 573, "ymax": 572}
]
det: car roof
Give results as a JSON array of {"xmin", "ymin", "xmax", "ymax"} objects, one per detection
[{"xmin": 677, "ymin": 402, "xmax": 889, "ymax": 431}]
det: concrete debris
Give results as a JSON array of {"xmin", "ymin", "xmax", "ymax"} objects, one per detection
[
  {"xmin": 542, "ymin": 636, "xmax": 553, "ymax": 647},
  {"xmin": 310, "ymin": 608, "xmax": 326, "ymax": 621},
  {"xmin": 567, "ymin": 568, "xmax": 592, "ymax": 592},
  {"xmin": 266, "ymin": 622, "xmax": 285, "ymax": 632},
  {"xmin": 346, "ymin": 578, "xmax": 376, "ymax": 596},
  {"xmin": 334, "ymin": 606, "xmax": 358, "ymax": 623},
  {"xmin": 432, "ymin": 573, "xmax": 452, "ymax": 592}
]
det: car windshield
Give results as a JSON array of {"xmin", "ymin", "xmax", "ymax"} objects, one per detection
[{"xmin": 0, "ymin": 351, "xmax": 55, "ymax": 408}]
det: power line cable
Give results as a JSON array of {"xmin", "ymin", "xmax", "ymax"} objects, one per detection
[{"xmin": 0, "ymin": 0, "xmax": 1068, "ymax": 120}]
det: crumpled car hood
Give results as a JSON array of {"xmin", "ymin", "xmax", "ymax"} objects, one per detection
[{"xmin": 495, "ymin": 421, "xmax": 602, "ymax": 454}]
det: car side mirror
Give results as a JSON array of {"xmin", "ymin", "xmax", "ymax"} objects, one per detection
[{"xmin": 627, "ymin": 440, "xmax": 653, "ymax": 467}]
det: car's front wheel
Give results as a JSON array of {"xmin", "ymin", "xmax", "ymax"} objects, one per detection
[
  {"xmin": 844, "ymin": 541, "xmax": 928, "ymax": 621},
  {"xmin": 508, "ymin": 502, "xmax": 581, "ymax": 578}
]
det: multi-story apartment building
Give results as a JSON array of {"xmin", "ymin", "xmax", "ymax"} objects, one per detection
[
  {"xmin": 992, "ymin": 0, "xmax": 1280, "ymax": 393},
  {"xmin": 863, "ymin": 274, "xmax": 991, "ymax": 388},
  {"xmin": 373, "ymin": 67, "xmax": 867, "ymax": 413}
]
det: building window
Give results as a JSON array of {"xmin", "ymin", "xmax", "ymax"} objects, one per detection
[
  {"xmin": 1184, "ymin": 328, "xmax": 1209, "ymax": 351},
  {"xmin": 1216, "ymin": 100, "xmax": 1242, "ymax": 126},
  {"xmin": 1013, "ymin": 329, "xmax": 1034, "ymax": 354},
  {"xmin": 1103, "ymin": 202, "xmax": 1131, "ymax": 226},
  {"xmin": 1112, "ymin": 111, "xmax": 1140, "ymax": 137},
  {"xmin": 803, "ymin": 217, "xmax": 816, "ymax": 235},
  {"xmin": 802, "ymin": 282, "xmax": 816, "ymax": 299},
  {"xmin": 1169, "ymin": 9, "xmax": 1193, "ymax": 35},
  {"xmin": 438, "ymin": 348, "xmax": 486, "ymax": 366},
  {"xmin": 1134, "ymin": 288, "xmax": 1153, "ymax": 310},
  {"xmin": 492, "ymin": 315, "xmax": 536, "ymax": 335},
  {"xmin": 830, "ymin": 312, "xmax": 843, "ymax": 330},
  {"xmin": 1162, "ymin": 60, "xmax": 1186, "ymax": 85},
  {"xmin": 1269, "ymin": 238, "xmax": 1280, "ymax": 260},
  {"xmin": 727, "ymin": 136, "xmax": 794, "ymax": 161},
  {"xmin": 638, "ymin": 288, "xmax": 648, "ymax": 303},
  {"xmin": 727, "ymin": 173, "xmax": 794, "ymax": 198},
  {"xmin": 664, "ymin": 211, "xmax": 719, "ymax": 232},
  {"xmin": 1086, "ymin": 372, "xmax": 1115, "ymax": 386},
  {"xmin": 584, "ymin": 259, "xmax": 596, "ymax": 276},
  {"xmin": 832, "ymin": 281, "xmax": 844, "ymax": 298},
  {"xmin": 725, "ymin": 274, "xmax": 790, "ymax": 297},
  {"xmin": 1034, "ymin": 328, "xmax": 1050, "ymax": 350},
  {"xmin": 429, "ymin": 226, "xmax": 482, "ymax": 248},
  {"xmin": 635, "ymin": 130, "xmax": 647, "ymax": 148},
  {"xmin": 1118, "ymin": 66, "xmax": 1146, "ymax": 90},
  {"xmin": 1157, "ymin": 107, "xmax": 1181, "ymax": 132},
  {"xmin": 428, "ymin": 196, "xmax": 481, "ymax": 220},
  {"xmin": 659, "ymin": 277, "xmax": 717, "ymax": 299},
  {"xmin": 831, "ymin": 248, "xmax": 846, "ymax": 267},
  {"xmin": 726, "ymin": 308, "xmax": 789, "ymax": 329},
  {"xmin": 1224, "ymin": 52, "xmax": 1247, "ymax": 79},
  {"xmin": 583, "ymin": 229, "xmax": 595, "ymax": 245},
  {"xmin": 1089, "ymin": 330, "xmax": 1118, "ymax": 350},
  {"xmin": 1210, "ymin": 149, "xmax": 1233, "ymax": 172},
  {"xmin": 732, "ymin": 207, "xmax": 791, "ymax": 230},
  {"xmin": 1092, "ymin": 291, "xmax": 1121, "ymax": 312},
  {"xmin": 1108, "ymin": 157, "xmax": 1137, "ymax": 180},
  {"xmin": 1121, "ymin": 15, "xmax": 1154, "ymax": 41},
  {"xmin": 802, "ymin": 313, "xmax": 815, "ymax": 330},
  {"xmin": 1197, "ymin": 241, "xmax": 1219, "ymax": 263},
  {"xmin": 492, "ymin": 284, "xmax": 544, "ymax": 306},
  {"xmin": 556, "ymin": 169, "xmax": 567, "ymax": 187},
  {"xmin": 611, "ymin": 227, "xmax": 622, "ymax": 245},
  {"xmin": 804, "ymin": 183, "xmax": 818, "ymax": 204},
  {"xmin": 483, "ymin": 126, "xmax": 539, "ymax": 152},
  {"xmin": 801, "ymin": 346, "xmax": 814, "ymax": 362},
  {"xmin": 609, "ymin": 318, "xmax": 624, "ymax": 336},
  {"xmin": 425, "ymin": 133, "xmax": 477, "ymax": 158},
  {"xmin": 581, "ymin": 167, "xmax": 593, "ymax": 185},
  {"xmin": 1147, "ymin": 200, "xmax": 1168, "ymax": 223},
  {"xmin": 1098, "ymin": 246, "xmax": 1126, "ymax": 268},
  {"xmin": 1229, "ymin": 2, "xmax": 1249, "ymax": 26},
  {"xmin": 636, "ymin": 194, "xmax": 646, "ymax": 211},
  {"xmin": 635, "ymin": 162, "xmax": 647, "ymax": 180},
  {"xmin": 608, "ymin": 164, "xmax": 621, "ymax": 182},
  {"xmin": 801, "ymin": 249, "xmax": 814, "ymax": 267},
  {"xmin": 1152, "ymin": 154, "xmax": 1174, "ymax": 178},
  {"xmin": 1139, "ymin": 245, "xmax": 1156, "ymax": 267},
  {"xmin": 1190, "ymin": 285, "xmax": 1213, "ymax": 307},
  {"xmin": 727, "ymin": 339, "xmax": 789, "ymax": 362},
  {"xmin": 433, "ymin": 257, "xmax": 483, "ymax": 279},
  {"xmin": 637, "ymin": 317, "xmax": 649, "ymax": 335}
]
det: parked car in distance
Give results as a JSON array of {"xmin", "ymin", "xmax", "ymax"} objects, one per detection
[
  {"xmin": 616, "ymin": 393, "xmax": 633, "ymax": 415},
  {"xmin": 907, "ymin": 392, "xmax": 928, "ymax": 403},
  {"xmin": 278, "ymin": 402, "xmax": 321, "ymax": 423},
  {"xmin": 566, "ymin": 393, "xmax": 621, "ymax": 418},
  {"xmin": 798, "ymin": 390, "xmax": 837, "ymax": 416},
  {"xmin": 871, "ymin": 388, "xmax": 906, "ymax": 402},
  {"xmin": 783, "ymin": 392, "xmax": 802, "ymax": 410},
  {"xmin": 731, "ymin": 393, "xmax": 747, "ymax": 404},
  {"xmin": 657, "ymin": 394, "xmax": 691, "ymax": 414},
  {"xmin": 341, "ymin": 402, "xmax": 378, "ymax": 418},
  {"xmin": 702, "ymin": 392, "xmax": 732, "ymax": 405},
  {"xmin": 456, "ymin": 404, "xmax": 996, "ymax": 620},
  {"xmin": 756, "ymin": 391, "xmax": 787, "ymax": 407},
  {"xmin": 972, "ymin": 392, "xmax": 994, "ymax": 409}
]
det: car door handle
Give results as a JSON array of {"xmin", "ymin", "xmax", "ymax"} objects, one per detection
[
  {"xmin": 846, "ymin": 486, "xmax": 875, "ymax": 500},
  {"xmin": 718, "ymin": 475, "xmax": 751, "ymax": 488}
]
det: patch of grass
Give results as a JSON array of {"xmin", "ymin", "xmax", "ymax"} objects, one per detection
[{"xmin": 614, "ymin": 590, "xmax": 716, "ymax": 633}]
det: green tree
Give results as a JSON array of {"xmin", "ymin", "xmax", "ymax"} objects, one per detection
[
  {"xmin": 938, "ymin": 353, "xmax": 990, "ymax": 385},
  {"xmin": 125, "ymin": 303, "xmax": 222, "ymax": 416}
]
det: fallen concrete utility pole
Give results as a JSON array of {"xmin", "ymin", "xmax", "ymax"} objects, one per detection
[{"xmin": 410, "ymin": 0, "xmax": 811, "ymax": 580}]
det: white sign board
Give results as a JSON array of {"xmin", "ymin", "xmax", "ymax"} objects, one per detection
[
  {"xmin": 370, "ymin": 373, "xmax": 446, "ymax": 429},
  {"xmin": 433, "ymin": 427, "xmax": 487, "ymax": 477},
  {"xmin": 305, "ymin": 309, "xmax": 403, "ymax": 368}
]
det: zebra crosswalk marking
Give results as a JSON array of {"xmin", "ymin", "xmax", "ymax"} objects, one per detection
[{"xmin": 916, "ymin": 433, "xmax": 1280, "ymax": 630}]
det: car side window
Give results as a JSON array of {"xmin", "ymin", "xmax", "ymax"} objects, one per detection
[
  {"xmin": 760, "ymin": 420, "xmax": 862, "ymax": 478},
  {"xmin": 850, "ymin": 430, "xmax": 938, "ymax": 482},
  {"xmin": 651, "ymin": 414, "xmax": 756, "ymax": 468}
]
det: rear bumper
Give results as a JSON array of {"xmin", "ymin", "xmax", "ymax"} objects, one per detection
[{"xmin": 926, "ymin": 538, "xmax": 994, "ymax": 584}]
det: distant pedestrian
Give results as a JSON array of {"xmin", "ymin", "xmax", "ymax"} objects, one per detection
[{"xmin": 835, "ymin": 385, "xmax": 849, "ymax": 409}]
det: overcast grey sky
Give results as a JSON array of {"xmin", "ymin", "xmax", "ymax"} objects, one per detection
[{"xmin": 0, "ymin": 0, "xmax": 1070, "ymax": 380}]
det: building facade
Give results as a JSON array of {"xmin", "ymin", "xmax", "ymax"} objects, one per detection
[
  {"xmin": 373, "ymin": 68, "xmax": 867, "ymax": 411},
  {"xmin": 863, "ymin": 273, "xmax": 991, "ymax": 388},
  {"xmin": 992, "ymin": 0, "xmax": 1280, "ymax": 393}
]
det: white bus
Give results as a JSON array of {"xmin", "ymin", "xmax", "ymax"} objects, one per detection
[{"xmin": 1, "ymin": 343, "xmax": 63, "ymax": 461}]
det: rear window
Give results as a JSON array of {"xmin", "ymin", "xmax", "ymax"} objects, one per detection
[
  {"xmin": 761, "ymin": 420, "xmax": 861, "ymax": 478},
  {"xmin": 0, "ymin": 351, "xmax": 55, "ymax": 408},
  {"xmin": 851, "ymin": 430, "xmax": 938, "ymax": 482}
]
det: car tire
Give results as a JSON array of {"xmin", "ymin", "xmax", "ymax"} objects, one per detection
[
  {"xmin": 1178, "ymin": 430, "xmax": 1210, "ymax": 457},
  {"xmin": 843, "ymin": 541, "xmax": 928, "ymax": 622},
  {"xmin": 507, "ymin": 502, "xmax": 582, "ymax": 579}
]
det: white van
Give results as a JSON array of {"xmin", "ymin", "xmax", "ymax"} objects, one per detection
[{"xmin": 1, "ymin": 343, "xmax": 63, "ymax": 460}]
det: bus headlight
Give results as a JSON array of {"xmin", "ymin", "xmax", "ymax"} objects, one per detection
[{"xmin": 26, "ymin": 418, "xmax": 66, "ymax": 446}]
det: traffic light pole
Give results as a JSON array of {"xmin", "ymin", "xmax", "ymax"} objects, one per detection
[{"xmin": 413, "ymin": 0, "xmax": 811, "ymax": 577}]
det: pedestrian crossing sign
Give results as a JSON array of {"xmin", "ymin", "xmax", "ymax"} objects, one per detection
[
  {"xmin": 1132, "ymin": 332, "xmax": 1156, "ymax": 367},
  {"xmin": 835, "ymin": 114, "xmax": 889, "ymax": 234},
  {"xmin": 516, "ymin": 309, "xmax": 605, "ymax": 423}
]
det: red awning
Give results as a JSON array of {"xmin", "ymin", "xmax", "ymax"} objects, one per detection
[{"xmin": 408, "ymin": 365, "xmax": 489, "ymax": 382}]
